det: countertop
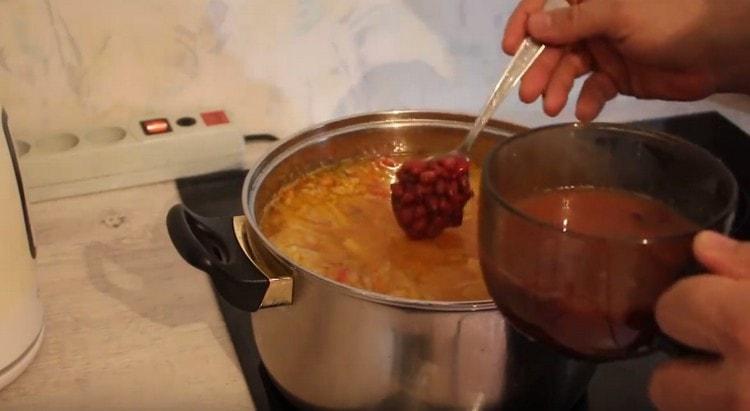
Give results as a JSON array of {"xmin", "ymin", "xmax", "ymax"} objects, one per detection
[{"xmin": 0, "ymin": 180, "xmax": 253, "ymax": 410}]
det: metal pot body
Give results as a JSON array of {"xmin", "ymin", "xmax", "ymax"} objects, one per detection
[
  {"xmin": 167, "ymin": 111, "xmax": 596, "ymax": 410},
  {"xmin": 250, "ymin": 267, "xmax": 595, "ymax": 410},
  {"xmin": 252, "ymin": 273, "xmax": 508, "ymax": 409},
  {"xmin": 243, "ymin": 111, "xmax": 595, "ymax": 410}
]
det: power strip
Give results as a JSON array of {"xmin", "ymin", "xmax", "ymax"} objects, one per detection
[{"xmin": 11, "ymin": 109, "xmax": 245, "ymax": 203}]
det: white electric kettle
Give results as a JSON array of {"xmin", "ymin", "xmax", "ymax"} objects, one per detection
[{"xmin": 0, "ymin": 108, "xmax": 44, "ymax": 390}]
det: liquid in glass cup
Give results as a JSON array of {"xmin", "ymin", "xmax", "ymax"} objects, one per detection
[{"xmin": 479, "ymin": 123, "xmax": 738, "ymax": 361}]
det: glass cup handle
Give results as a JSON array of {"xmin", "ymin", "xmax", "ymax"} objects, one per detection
[
  {"xmin": 655, "ymin": 332, "xmax": 721, "ymax": 360},
  {"xmin": 654, "ymin": 261, "xmax": 722, "ymax": 360}
]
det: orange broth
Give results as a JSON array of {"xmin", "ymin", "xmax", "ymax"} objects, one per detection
[{"xmin": 260, "ymin": 157, "xmax": 490, "ymax": 301}]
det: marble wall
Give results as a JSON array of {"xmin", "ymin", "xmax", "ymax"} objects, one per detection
[{"xmin": 2, "ymin": 0, "xmax": 749, "ymax": 139}]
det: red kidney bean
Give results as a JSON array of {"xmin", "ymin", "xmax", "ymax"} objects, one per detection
[
  {"xmin": 391, "ymin": 183, "xmax": 404, "ymax": 198},
  {"xmin": 419, "ymin": 170, "xmax": 437, "ymax": 184},
  {"xmin": 398, "ymin": 207, "xmax": 414, "ymax": 224},
  {"xmin": 390, "ymin": 154, "xmax": 474, "ymax": 239}
]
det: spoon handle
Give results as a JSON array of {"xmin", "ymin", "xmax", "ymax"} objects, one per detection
[
  {"xmin": 458, "ymin": 0, "xmax": 569, "ymax": 154},
  {"xmin": 458, "ymin": 38, "xmax": 545, "ymax": 153}
]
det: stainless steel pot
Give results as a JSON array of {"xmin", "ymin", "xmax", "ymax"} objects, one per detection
[{"xmin": 167, "ymin": 111, "xmax": 596, "ymax": 410}]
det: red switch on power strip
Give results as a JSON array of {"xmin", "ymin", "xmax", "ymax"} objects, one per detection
[
  {"xmin": 140, "ymin": 118, "xmax": 172, "ymax": 135},
  {"xmin": 201, "ymin": 110, "xmax": 230, "ymax": 126}
]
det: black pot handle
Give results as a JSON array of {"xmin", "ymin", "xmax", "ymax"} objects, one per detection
[{"xmin": 166, "ymin": 204, "xmax": 268, "ymax": 312}]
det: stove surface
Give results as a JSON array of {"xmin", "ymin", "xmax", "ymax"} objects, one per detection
[{"xmin": 176, "ymin": 112, "xmax": 750, "ymax": 411}]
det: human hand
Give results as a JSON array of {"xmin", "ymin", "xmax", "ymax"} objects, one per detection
[
  {"xmin": 503, "ymin": 0, "xmax": 750, "ymax": 121},
  {"xmin": 650, "ymin": 231, "xmax": 750, "ymax": 411}
]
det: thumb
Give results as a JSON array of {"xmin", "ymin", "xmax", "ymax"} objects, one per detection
[
  {"xmin": 527, "ymin": 1, "xmax": 623, "ymax": 45},
  {"xmin": 693, "ymin": 230, "xmax": 750, "ymax": 280}
]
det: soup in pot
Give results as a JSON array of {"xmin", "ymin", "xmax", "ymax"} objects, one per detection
[{"xmin": 260, "ymin": 156, "xmax": 490, "ymax": 301}]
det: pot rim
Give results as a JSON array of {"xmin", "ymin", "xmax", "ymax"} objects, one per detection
[{"xmin": 241, "ymin": 109, "xmax": 524, "ymax": 312}]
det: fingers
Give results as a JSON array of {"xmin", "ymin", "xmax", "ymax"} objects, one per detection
[
  {"xmin": 518, "ymin": 47, "xmax": 563, "ymax": 103},
  {"xmin": 655, "ymin": 274, "xmax": 750, "ymax": 356},
  {"xmin": 574, "ymin": 71, "xmax": 618, "ymax": 122},
  {"xmin": 586, "ymin": 38, "xmax": 632, "ymax": 94},
  {"xmin": 655, "ymin": 275, "xmax": 730, "ymax": 353},
  {"xmin": 651, "ymin": 234, "xmax": 750, "ymax": 411},
  {"xmin": 503, "ymin": 0, "xmax": 547, "ymax": 55},
  {"xmin": 527, "ymin": 0, "xmax": 623, "ymax": 46},
  {"xmin": 694, "ymin": 231, "xmax": 750, "ymax": 280},
  {"xmin": 542, "ymin": 49, "xmax": 592, "ymax": 116},
  {"xmin": 649, "ymin": 359, "xmax": 733, "ymax": 411}
]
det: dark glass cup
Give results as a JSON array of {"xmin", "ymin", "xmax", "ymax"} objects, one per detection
[{"xmin": 479, "ymin": 123, "xmax": 738, "ymax": 361}]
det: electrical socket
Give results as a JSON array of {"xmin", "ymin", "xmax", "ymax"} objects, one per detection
[{"xmin": 13, "ymin": 109, "xmax": 244, "ymax": 202}]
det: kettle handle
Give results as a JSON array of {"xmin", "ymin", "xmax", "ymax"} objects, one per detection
[
  {"xmin": 166, "ymin": 204, "xmax": 268, "ymax": 312},
  {"xmin": 2, "ymin": 108, "xmax": 35, "ymax": 258}
]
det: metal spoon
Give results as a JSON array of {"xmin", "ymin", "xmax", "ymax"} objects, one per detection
[{"xmin": 391, "ymin": 0, "xmax": 569, "ymax": 239}]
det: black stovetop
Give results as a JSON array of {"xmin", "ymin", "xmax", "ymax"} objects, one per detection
[{"xmin": 176, "ymin": 112, "xmax": 750, "ymax": 411}]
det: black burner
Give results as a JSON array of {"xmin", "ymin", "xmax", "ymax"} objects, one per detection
[
  {"xmin": 631, "ymin": 111, "xmax": 750, "ymax": 240},
  {"xmin": 212, "ymin": 294, "xmax": 296, "ymax": 410},
  {"xmin": 175, "ymin": 112, "xmax": 750, "ymax": 411}
]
